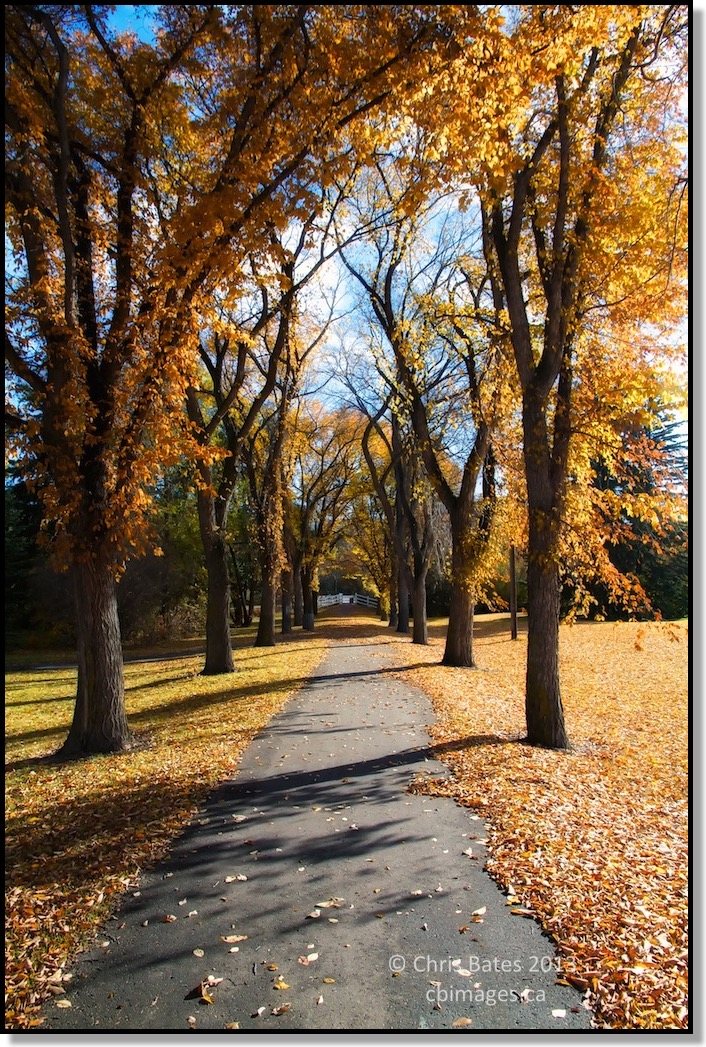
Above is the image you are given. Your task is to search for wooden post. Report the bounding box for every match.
[509,544,518,640]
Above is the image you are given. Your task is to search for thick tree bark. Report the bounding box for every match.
[196,484,234,674]
[388,563,398,628]
[525,551,568,748]
[293,560,304,627]
[411,570,428,645]
[281,567,293,634]
[59,559,130,755]
[202,526,235,674]
[522,396,569,749]
[443,515,476,667]
[302,566,315,630]
[396,562,410,634]
[443,582,474,667]
[255,563,277,646]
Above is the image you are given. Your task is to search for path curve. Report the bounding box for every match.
[43,620,592,1032]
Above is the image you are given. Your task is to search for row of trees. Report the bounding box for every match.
[5,6,687,755]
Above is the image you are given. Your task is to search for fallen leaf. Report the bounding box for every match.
[472,906,487,916]
[552,1009,567,1018]
[221,935,248,943]
[224,1021,240,1029]
[193,948,205,958]
[307,909,321,919]
[55,1000,72,1009]
[187,1015,197,1028]
[452,1017,472,1027]
[273,979,290,990]
[252,1007,266,1018]
[162,915,178,923]
[323,978,336,984]
[271,1004,290,1016]
[316,995,324,1005]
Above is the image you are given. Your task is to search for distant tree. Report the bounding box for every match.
[338,160,516,666]
[290,404,362,629]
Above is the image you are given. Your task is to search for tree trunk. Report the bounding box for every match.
[411,569,428,645]
[443,584,474,667]
[396,561,410,634]
[197,486,234,675]
[203,529,235,673]
[521,387,570,749]
[281,567,293,634]
[255,564,277,647]
[293,561,304,627]
[443,518,475,667]
[388,565,398,628]
[302,566,315,630]
[59,559,130,756]
[524,551,568,748]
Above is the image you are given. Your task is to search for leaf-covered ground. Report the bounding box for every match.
[5,612,688,1031]
[389,615,688,1030]
[5,629,329,1030]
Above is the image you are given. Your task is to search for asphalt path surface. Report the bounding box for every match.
[43,620,592,1033]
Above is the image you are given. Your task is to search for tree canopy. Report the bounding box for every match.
[5,5,688,754]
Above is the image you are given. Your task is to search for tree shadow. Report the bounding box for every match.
[6,730,516,897]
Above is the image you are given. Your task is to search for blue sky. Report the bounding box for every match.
[107,5,158,41]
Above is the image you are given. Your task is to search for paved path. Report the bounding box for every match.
[44,629,592,1032]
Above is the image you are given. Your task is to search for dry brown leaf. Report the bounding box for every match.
[395,617,688,1030]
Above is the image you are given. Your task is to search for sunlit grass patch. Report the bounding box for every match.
[392,614,688,1031]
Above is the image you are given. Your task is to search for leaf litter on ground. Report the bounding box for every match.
[391,615,688,1031]
[5,628,328,1029]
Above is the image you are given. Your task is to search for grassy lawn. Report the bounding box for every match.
[5,611,688,1031]
[5,624,330,1029]
[389,614,689,1031]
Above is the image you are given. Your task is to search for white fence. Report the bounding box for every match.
[318,592,379,609]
